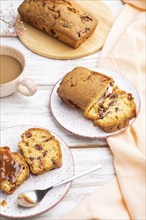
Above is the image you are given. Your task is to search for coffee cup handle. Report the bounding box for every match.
[17,77,37,96]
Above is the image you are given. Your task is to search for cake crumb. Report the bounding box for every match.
[0,200,7,206]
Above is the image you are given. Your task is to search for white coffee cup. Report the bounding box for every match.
[0,45,37,98]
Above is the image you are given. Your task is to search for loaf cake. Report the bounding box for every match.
[57,67,136,133]
[57,67,113,110]
[0,146,29,194]
[88,87,136,132]
[18,128,62,175]
[18,0,98,48]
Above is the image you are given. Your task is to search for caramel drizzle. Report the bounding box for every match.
[0,148,23,184]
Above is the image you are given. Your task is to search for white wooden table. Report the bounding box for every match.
[0,1,123,219]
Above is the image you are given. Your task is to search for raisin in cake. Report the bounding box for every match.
[87,87,136,132]
[0,146,29,194]
[18,0,98,48]
[57,67,113,110]
[18,128,62,175]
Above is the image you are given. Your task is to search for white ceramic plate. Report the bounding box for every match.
[0,125,74,219]
[50,67,141,139]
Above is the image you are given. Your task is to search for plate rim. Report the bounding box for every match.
[0,125,75,219]
[50,67,141,139]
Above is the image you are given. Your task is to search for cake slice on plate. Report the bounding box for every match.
[18,128,62,175]
[0,146,30,194]
[88,87,136,132]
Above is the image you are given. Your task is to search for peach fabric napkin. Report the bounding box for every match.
[64,1,146,219]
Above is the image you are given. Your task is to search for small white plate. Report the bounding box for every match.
[50,67,141,139]
[0,125,74,219]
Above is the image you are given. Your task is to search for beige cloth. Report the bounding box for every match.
[64,1,146,219]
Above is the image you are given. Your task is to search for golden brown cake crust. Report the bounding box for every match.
[0,146,30,194]
[57,67,113,110]
[18,0,98,48]
[18,128,62,175]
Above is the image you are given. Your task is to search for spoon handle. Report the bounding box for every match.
[53,164,102,189]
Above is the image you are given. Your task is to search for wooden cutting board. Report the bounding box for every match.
[15,0,115,60]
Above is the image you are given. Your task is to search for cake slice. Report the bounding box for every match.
[57,67,113,110]
[89,87,136,132]
[0,146,29,194]
[18,128,62,175]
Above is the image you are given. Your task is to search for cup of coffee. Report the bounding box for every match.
[0,45,37,98]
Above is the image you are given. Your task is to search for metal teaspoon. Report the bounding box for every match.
[17,164,102,208]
